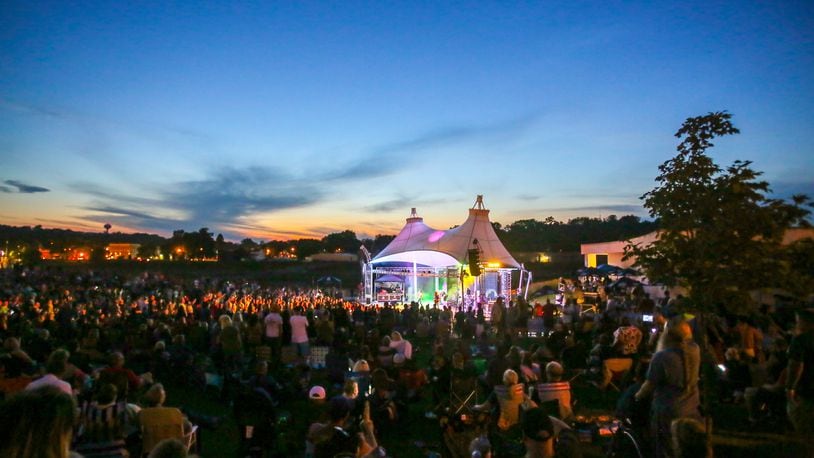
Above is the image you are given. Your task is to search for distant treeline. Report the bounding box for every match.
[494,215,657,253]
[1,214,656,261]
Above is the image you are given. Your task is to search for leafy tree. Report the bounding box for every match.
[293,239,322,259]
[185,227,216,258]
[21,244,42,265]
[322,230,360,253]
[626,111,812,314]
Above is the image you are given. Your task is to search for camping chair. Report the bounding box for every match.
[535,381,573,421]
[74,401,131,458]
[139,407,197,456]
[98,370,131,402]
[602,358,633,392]
[234,387,277,457]
[450,374,479,416]
[309,346,329,369]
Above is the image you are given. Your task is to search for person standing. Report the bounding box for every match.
[264,305,284,366]
[542,299,557,333]
[635,316,701,458]
[786,309,814,438]
[290,307,311,362]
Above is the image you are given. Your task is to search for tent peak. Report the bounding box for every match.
[407,207,423,222]
[472,195,487,210]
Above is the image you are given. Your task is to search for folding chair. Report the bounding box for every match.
[603,358,633,392]
[450,375,478,416]
[139,407,197,456]
[309,346,329,369]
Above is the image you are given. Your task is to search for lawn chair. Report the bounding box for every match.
[234,387,277,457]
[450,373,479,416]
[139,407,198,456]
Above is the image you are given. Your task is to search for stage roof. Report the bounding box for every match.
[371,196,521,269]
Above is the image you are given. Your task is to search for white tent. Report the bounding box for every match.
[363,196,529,305]
[372,197,521,268]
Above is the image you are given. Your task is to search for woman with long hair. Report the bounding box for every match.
[635,316,702,458]
[0,386,77,458]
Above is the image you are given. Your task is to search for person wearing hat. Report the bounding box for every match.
[309,385,327,403]
[304,386,329,458]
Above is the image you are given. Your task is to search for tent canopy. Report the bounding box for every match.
[371,197,521,269]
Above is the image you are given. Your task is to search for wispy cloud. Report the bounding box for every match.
[165,166,321,224]
[363,197,414,213]
[0,98,63,119]
[3,180,50,193]
[361,196,447,213]
[324,112,542,182]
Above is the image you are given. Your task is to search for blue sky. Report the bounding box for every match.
[1,1,813,240]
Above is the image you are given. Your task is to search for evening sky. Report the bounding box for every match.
[2,1,812,240]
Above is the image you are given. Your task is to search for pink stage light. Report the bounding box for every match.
[428,231,445,242]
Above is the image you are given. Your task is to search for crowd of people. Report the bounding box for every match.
[0,264,811,458]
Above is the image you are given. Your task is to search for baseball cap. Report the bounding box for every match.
[308,385,326,400]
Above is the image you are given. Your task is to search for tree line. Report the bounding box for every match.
[1,214,657,264]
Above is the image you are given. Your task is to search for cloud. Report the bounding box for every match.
[516,194,541,201]
[63,112,542,238]
[363,197,413,213]
[166,166,321,224]
[361,195,449,213]
[84,205,170,223]
[73,166,325,237]
[324,112,542,182]
[0,98,63,119]
[3,180,50,193]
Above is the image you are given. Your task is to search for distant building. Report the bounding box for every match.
[65,247,91,261]
[39,249,64,260]
[106,243,140,260]
[513,252,554,263]
[581,228,814,268]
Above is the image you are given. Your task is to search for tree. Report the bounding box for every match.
[322,230,360,253]
[104,223,111,234]
[626,111,812,314]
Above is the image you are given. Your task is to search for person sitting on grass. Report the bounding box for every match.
[475,369,535,432]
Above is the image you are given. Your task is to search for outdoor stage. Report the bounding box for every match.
[361,196,531,308]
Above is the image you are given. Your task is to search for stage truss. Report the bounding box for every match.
[362,262,531,307]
